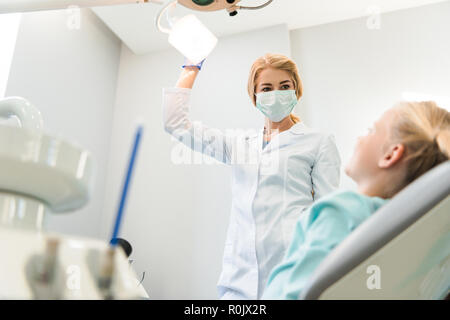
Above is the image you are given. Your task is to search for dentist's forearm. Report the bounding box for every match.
[176,67,199,89]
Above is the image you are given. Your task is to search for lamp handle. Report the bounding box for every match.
[156,0,178,34]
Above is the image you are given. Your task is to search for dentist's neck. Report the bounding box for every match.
[265,116,295,135]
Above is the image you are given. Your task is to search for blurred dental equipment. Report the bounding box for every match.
[110,125,143,247]
[110,237,149,298]
[0,97,148,299]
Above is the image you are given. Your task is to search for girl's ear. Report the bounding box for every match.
[378,143,405,168]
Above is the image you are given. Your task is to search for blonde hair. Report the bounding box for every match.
[248,53,303,123]
[391,101,450,193]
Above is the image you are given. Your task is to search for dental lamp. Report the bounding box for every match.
[177,0,274,17]
[154,1,274,63]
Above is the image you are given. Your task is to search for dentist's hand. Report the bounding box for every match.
[183,58,205,70]
[176,59,205,89]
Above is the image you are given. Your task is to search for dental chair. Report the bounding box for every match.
[300,161,450,300]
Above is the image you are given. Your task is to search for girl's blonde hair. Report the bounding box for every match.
[391,101,450,194]
[248,53,303,123]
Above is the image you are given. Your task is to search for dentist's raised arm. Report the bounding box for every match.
[162,61,233,164]
[176,65,199,89]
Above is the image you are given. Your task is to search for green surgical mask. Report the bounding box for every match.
[255,90,298,122]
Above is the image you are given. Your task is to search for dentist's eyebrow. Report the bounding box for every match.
[279,80,292,84]
[260,83,273,87]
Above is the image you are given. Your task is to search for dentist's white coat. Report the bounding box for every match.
[162,87,341,299]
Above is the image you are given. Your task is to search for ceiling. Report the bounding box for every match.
[92,0,447,55]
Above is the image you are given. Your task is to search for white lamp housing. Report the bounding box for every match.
[167,14,218,65]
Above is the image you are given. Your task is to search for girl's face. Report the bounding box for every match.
[345,109,398,183]
[255,67,294,94]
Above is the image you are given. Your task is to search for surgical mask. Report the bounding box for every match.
[255,90,298,122]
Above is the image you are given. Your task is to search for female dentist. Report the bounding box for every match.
[162,53,341,299]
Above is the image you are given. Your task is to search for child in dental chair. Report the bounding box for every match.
[262,101,450,300]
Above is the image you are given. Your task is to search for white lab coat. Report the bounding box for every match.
[162,87,341,299]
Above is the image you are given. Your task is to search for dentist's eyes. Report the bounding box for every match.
[260,84,291,92]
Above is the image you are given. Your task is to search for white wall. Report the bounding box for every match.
[5,8,121,238]
[102,24,291,299]
[0,13,21,99]
[290,1,450,190]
